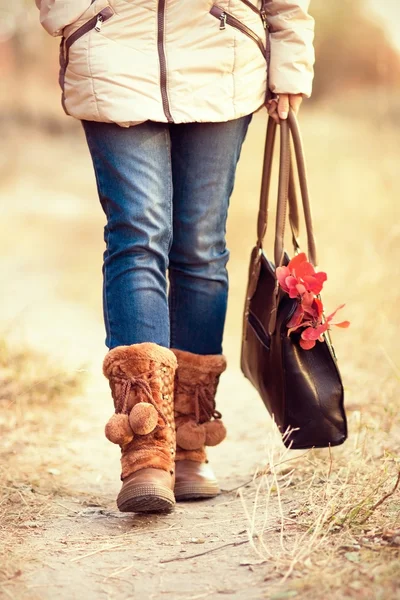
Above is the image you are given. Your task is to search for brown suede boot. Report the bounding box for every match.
[171,349,227,500]
[103,343,177,513]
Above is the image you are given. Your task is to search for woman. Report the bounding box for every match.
[36,0,314,514]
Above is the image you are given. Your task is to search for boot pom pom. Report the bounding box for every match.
[176,421,206,450]
[204,419,226,446]
[129,402,159,435]
[105,414,134,445]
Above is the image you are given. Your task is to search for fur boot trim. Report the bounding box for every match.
[175,447,207,462]
[104,342,177,379]
[172,349,226,463]
[103,343,177,479]
[171,349,226,376]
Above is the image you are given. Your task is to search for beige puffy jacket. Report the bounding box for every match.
[35,0,314,127]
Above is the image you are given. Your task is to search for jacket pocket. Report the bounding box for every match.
[64,6,114,61]
[210,5,266,59]
[59,5,114,113]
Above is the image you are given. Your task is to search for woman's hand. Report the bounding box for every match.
[267,93,303,123]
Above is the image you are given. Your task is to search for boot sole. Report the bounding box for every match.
[174,482,220,501]
[117,483,175,513]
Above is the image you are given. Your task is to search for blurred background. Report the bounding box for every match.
[0,0,399,390]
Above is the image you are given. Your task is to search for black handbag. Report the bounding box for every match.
[240,110,347,449]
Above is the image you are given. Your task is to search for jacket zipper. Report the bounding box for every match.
[157,0,173,123]
[64,7,114,57]
[210,5,266,59]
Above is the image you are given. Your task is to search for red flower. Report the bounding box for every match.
[278,252,349,350]
[287,294,323,335]
[299,304,350,350]
[277,252,327,299]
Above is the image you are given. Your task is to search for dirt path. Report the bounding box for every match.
[11,364,285,600]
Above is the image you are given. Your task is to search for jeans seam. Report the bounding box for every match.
[103,213,112,348]
[169,274,177,348]
[83,124,112,347]
[164,127,173,257]
[165,127,174,348]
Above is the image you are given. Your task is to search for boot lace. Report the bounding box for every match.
[175,377,222,424]
[114,368,169,427]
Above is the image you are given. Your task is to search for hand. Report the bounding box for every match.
[267,93,303,124]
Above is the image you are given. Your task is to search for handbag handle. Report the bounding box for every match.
[256,109,318,268]
[257,121,300,258]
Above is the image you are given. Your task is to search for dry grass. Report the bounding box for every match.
[0,338,85,585]
[239,407,400,599]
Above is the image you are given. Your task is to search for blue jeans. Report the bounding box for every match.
[82,116,252,354]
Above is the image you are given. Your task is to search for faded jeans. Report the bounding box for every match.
[82,116,252,354]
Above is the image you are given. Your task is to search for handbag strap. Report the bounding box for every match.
[256,110,318,268]
[257,116,300,258]
[259,2,302,261]
[286,110,318,267]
